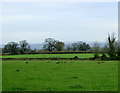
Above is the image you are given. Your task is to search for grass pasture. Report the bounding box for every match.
[1,53,94,59]
[2,60,118,91]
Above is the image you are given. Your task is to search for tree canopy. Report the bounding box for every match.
[43,38,64,51]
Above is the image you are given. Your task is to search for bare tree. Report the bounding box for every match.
[107,33,117,57]
[43,38,64,52]
[19,40,31,54]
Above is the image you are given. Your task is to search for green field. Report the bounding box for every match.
[1,54,95,59]
[2,60,118,91]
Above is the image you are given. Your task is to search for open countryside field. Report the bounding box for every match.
[1,53,95,59]
[2,60,118,91]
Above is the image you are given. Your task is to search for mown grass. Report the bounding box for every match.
[2,60,118,91]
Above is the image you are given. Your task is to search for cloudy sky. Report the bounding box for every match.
[2,2,118,44]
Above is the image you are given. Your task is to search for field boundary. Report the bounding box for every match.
[1,51,95,55]
[1,58,91,60]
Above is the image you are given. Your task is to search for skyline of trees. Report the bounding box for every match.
[1,34,120,59]
[2,40,31,54]
[65,41,90,51]
[2,38,92,54]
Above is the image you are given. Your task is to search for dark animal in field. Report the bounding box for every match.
[16,70,20,72]
[26,62,28,64]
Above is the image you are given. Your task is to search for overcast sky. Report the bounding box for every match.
[2,2,118,44]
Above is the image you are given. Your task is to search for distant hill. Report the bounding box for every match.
[29,43,44,50]
[0,43,44,50]
[29,42,106,50]
[88,42,106,47]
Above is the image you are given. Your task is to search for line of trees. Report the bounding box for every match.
[42,38,91,52]
[2,38,91,54]
[65,41,90,51]
[92,33,120,59]
[2,34,120,59]
[3,40,31,54]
